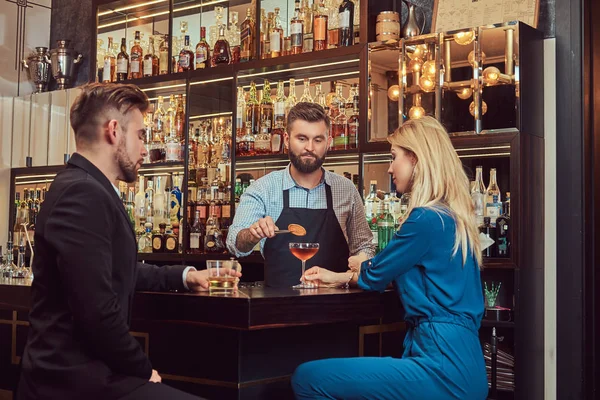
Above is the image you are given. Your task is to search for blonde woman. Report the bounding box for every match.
[291,116,488,400]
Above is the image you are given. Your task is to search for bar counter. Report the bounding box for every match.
[0,278,405,399]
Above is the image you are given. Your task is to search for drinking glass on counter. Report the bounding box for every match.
[207,259,241,295]
[289,242,319,289]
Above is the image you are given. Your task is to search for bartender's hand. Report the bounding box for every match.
[302,267,351,287]
[185,269,242,292]
[249,216,279,239]
[150,369,162,383]
[348,252,369,272]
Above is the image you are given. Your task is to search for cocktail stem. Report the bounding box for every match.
[301,260,306,281]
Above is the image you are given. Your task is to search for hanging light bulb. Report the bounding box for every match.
[409,105,425,119]
[454,30,475,45]
[421,60,436,77]
[483,66,501,85]
[456,87,473,100]
[418,75,435,92]
[408,57,423,73]
[468,50,486,67]
[469,100,488,117]
[387,85,400,101]
[408,44,428,60]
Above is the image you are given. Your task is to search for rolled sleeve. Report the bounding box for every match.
[347,189,376,258]
[226,183,269,258]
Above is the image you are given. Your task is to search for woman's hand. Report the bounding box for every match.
[348,252,369,272]
[302,267,351,288]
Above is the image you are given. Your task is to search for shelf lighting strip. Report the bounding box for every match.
[237,59,360,80]
[189,111,233,120]
[458,152,511,159]
[243,71,359,90]
[455,145,511,152]
[98,0,167,17]
[98,0,228,29]
[15,173,57,181]
[141,83,186,92]
[190,77,234,86]
[15,180,55,186]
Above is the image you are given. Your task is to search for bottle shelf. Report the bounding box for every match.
[482,258,516,269]
[481,320,515,328]
[137,251,264,264]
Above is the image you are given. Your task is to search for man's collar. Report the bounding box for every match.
[283,164,328,190]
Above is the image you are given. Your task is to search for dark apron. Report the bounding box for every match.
[263,184,350,288]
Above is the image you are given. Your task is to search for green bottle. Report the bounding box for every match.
[377,203,395,253]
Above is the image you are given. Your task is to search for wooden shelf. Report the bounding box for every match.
[483,258,517,269]
[481,320,515,328]
[138,252,264,264]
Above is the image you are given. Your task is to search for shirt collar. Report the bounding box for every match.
[111,182,120,196]
[283,163,329,191]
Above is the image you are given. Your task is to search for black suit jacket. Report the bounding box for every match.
[18,153,187,400]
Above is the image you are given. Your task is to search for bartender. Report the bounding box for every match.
[226,102,375,287]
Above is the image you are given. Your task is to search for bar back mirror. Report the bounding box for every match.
[368,42,400,143]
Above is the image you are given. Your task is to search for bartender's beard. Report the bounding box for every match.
[115,134,139,183]
[289,148,326,173]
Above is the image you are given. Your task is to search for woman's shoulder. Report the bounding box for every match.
[406,207,454,233]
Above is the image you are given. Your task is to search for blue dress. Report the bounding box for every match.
[292,207,489,400]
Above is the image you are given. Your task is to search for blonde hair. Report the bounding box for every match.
[389,116,482,267]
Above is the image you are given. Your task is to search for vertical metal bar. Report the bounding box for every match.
[399,39,406,124]
[434,37,442,120]
[505,27,515,76]
[473,28,483,134]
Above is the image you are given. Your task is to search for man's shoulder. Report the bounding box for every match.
[325,171,358,192]
[251,169,285,189]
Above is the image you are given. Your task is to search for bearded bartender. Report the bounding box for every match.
[226,102,375,288]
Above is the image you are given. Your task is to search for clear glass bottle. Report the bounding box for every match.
[189,209,204,254]
[299,78,313,103]
[143,36,159,77]
[240,8,255,62]
[102,37,116,83]
[347,94,359,148]
[271,119,285,154]
[260,80,274,132]
[159,35,169,74]
[269,7,284,58]
[274,80,287,127]
[129,31,143,79]
[313,0,328,51]
[327,0,339,49]
[260,9,269,59]
[246,81,261,135]
[116,38,129,82]
[134,176,146,230]
[332,101,348,150]
[314,81,327,109]
[290,0,304,55]
[255,121,272,155]
[471,166,486,227]
[195,27,211,69]
[145,180,155,229]
[285,78,298,119]
[300,0,314,52]
[486,168,502,226]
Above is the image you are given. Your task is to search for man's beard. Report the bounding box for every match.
[289,148,326,173]
[115,135,139,183]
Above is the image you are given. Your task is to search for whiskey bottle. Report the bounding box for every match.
[129,31,143,79]
[486,168,502,226]
[213,24,231,65]
[290,0,304,55]
[300,0,314,52]
[152,224,165,253]
[164,225,179,253]
[102,37,116,83]
[347,94,359,148]
[326,81,337,107]
[116,38,129,82]
[159,35,169,74]
[332,98,349,150]
[174,95,185,142]
[195,27,211,69]
[313,1,328,51]
[327,0,339,49]
[229,11,241,64]
[270,7,284,58]
[274,80,287,127]
[246,81,260,135]
[285,78,298,119]
[196,188,210,226]
[338,0,355,47]
[189,209,204,254]
[471,166,486,227]
[239,126,256,156]
[299,78,313,103]
[236,86,246,142]
[204,214,225,253]
[143,36,159,77]
[255,121,272,155]
[271,119,285,154]
[260,9,269,59]
[178,35,194,72]
[240,8,255,62]
[260,80,274,132]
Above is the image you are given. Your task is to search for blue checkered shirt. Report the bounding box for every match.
[226,165,375,259]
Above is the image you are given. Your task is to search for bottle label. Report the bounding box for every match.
[179,54,190,68]
[166,142,180,161]
[291,23,303,46]
[190,233,200,249]
[196,205,207,219]
[130,59,140,73]
[117,58,128,74]
[274,102,285,117]
[222,205,231,218]
[152,237,162,250]
[159,52,168,71]
[271,134,281,153]
[339,10,351,29]
[270,32,281,52]
[333,135,349,147]
[196,48,208,67]
[486,203,501,224]
[371,230,378,245]
[314,18,327,41]
[206,240,215,249]
[166,237,176,251]
[102,60,111,82]
[143,58,153,75]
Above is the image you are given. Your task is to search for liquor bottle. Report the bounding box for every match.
[327,0,339,49]
[346,83,358,115]
[152,224,165,253]
[266,12,274,57]
[479,217,496,257]
[153,176,167,227]
[260,9,269,59]
[213,24,232,65]
[129,31,143,79]
[159,35,169,74]
[178,35,194,72]
[270,7,284,58]
[175,95,185,142]
[271,119,285,154]
[153,96,166,146]
[274,81,287,127]
[347,94,359,148]
[204,214,225,253]
[260,80,274,132]
[138,223,153,253]
[255,121,272,155]
[300,0,314,52]
[102,37,116,83]
[377,202,395,253]
[116,38,129,82]
[332,101,348,150]
[246,81,261,135]
[290,0,304,55]
[228,11,241,64]
[313,1,328,51]
[165,94,176,139]
[195,27,211,69]
[486,168,502,226]
[164,225,179,253]
[240,126,256,156]
[365,180,380,246]
[143,36,159,77]
[338,0,355,47]
[285,78,298,119]
[299,78,313,103]
[134,176,146,230]
[471,166,486,226]
[170,174,183,226]
[196,188,210,226]
[496,192,510,257]
[145,180,155,229]
[189,209,204,254]
[240,8,255,62]
[326,81,337,107]
[329,84,345,120]
[234,179,243,202]
[314,81,327,109]
[236,86,246,149]
[221,186,232,232]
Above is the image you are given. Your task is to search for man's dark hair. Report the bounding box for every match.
[286,102,330,134]
[70,83,149,144]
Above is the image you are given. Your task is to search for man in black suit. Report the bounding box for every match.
[16,83,237,400]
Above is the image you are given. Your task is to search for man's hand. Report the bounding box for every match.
[185,268,242,292]
[149,369,162,383]
[249,216,279,240]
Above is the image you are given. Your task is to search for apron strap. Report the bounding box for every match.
[283,189,290,209]
[325,184,333,211]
